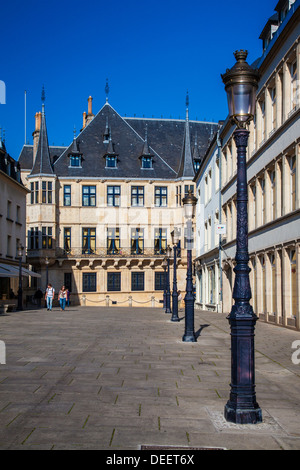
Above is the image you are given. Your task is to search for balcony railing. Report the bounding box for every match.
[55,247,172,259]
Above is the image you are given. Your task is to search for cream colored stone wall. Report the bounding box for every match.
[22,172,195,306]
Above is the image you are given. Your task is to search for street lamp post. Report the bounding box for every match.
[182,190,197,342]
[171,228,180,322]
[165,246,172,313]
[17,244,24,311]
[222,50,262,424]
[162,258,167,309]
[45,257,49,289]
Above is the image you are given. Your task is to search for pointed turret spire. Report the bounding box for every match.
[30,87,54,176]
[103,116,110,142]
[140,125,152,157]
[177,91,195,178]
[71,126,80,154]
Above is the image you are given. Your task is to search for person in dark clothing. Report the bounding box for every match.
[34,289,43,308]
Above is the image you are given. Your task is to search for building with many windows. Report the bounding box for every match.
[0,133,31,308]
[195,0,300,329]
[19,92,217,306]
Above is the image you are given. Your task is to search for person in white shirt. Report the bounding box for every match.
[45,284,55,311]
[58,285,67,311]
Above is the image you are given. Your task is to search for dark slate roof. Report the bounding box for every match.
[125,115,218,178]
[54,103,179,179]
[0,143,23,184]
[30,106,55,176]
[20,101,218,180]
[18,145,66,170]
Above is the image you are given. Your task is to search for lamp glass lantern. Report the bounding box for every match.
[182,190,197,220]
[221,50,259,127]
[18,244,24,258]
[171,228,180,245]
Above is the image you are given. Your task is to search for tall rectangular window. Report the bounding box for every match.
[154,228,167,255]
[42,181,52,204]
[30,182,34,204]
[155,272,165,291]
[82,228,96,254]
[132,272,144,291]
[291,60,297,110]
[131,186,144,206]
[131,228,144,254]
[155,187,168,207]
[64,185,71,206]
[176,186,182,206]
[107,186,121,207]
[64,228,71,253]
[290,155,296,211]
[83,273,96,292]
[107,228,120,254]
[35,182,39,203]
[42,227,53,249]
[82,186,96,206]
[107,272,121,291]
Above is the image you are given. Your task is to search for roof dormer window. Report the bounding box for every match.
[142,156,153,169]
[106,155,117,168]
[69,155,82,167]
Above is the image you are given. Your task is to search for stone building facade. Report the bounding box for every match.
[19,93,217,307]
[195,0,300,329]
[0,134,29,305]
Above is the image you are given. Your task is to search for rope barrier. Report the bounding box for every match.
[81,296,162,305]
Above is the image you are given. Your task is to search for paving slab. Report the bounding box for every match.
[0,306,300,450]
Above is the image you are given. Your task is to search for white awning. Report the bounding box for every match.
[0,263,41,278]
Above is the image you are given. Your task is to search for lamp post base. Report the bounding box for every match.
[182,333,197,342]
[224,403,262,425]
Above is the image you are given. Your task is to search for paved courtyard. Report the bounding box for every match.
[0,305,300,450]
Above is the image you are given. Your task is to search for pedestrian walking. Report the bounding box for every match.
[45,284,55,311]
[58,286,67,311]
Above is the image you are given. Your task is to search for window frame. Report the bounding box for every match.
[82,185,96,207]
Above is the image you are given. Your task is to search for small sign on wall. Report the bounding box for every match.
[216,224,226,235]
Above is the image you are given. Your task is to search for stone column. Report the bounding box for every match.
[275,248,282,326]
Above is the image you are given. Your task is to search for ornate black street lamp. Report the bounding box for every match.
[182,190,197,342]
[17,244,24,311]
[171,228,180,322]
[162,258,167,309]
[165,245,172,313]
[222,50,262,424]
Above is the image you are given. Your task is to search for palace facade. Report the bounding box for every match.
[19,93,218,307]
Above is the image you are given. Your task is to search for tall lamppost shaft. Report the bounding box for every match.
[171,243,179,322]
[224,129,262,424]
[165,254,171,313]
[221,50,262,424]
[17,248,23,311]
[182,219,196,342]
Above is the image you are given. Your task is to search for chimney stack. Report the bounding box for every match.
[32,111,42,158]
[86,96,94,125]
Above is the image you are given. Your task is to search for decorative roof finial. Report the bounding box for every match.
[185,90,189,121]
[41,85,45,103]
[105,79,109,102]
[41,85,46,114]
[186,90,189,109]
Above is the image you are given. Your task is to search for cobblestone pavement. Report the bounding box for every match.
[0,305,300,450]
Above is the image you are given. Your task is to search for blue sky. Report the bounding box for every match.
[0,0,277,159]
